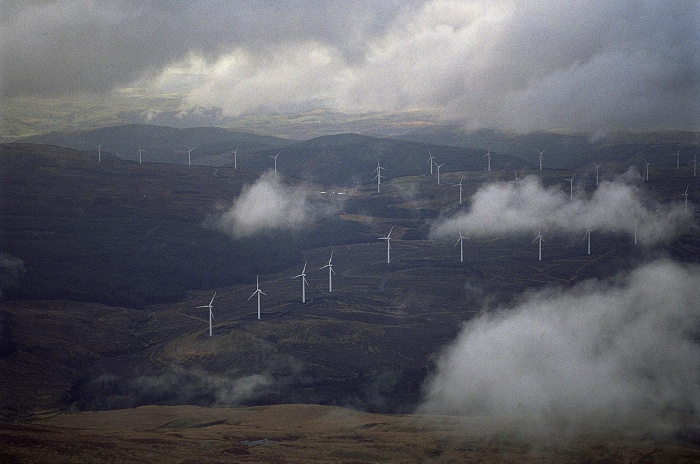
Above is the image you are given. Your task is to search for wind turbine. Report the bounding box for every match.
[583,228,591,255]
[593,163,601,186]
[379,227,393,263]
[233,146,239,170]
[513,171,522,200]
[565,174,576,200]
[248,275,267,320]
[137,144,144,165]
[692,155,697,177]
[187,147,196,166]
[673,150,681,170]
[373,160,385,193]
[270,152,280,174]
[427,151,436,175]
[644,158,651,181]
[319,252,336,292]
[680,185,689,212]
[537,149,545,171]
[436,163,445,184]
[96,144,103,162]
[484,149,492,172]
[454,229,467,262]
[196,292,216,337]
[292,261,309,303]
[532,228,544,261]
[453,177,464,205]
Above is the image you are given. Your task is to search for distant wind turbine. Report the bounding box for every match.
[427,151,436,175]
[292,261,309,303]
[187,147,196,166]
[484,149,492,172]
[680,185,689,212]
[137,144,144,165]
[96,144,103,162]
[532,228,544,261]
[673,150,681,170]
[537,149,545,171]
[644,158,651,181]
[319,252,336,292]
[454,229,467,262]
[233,146,239,170]
[453,177,464,205]
[634,222,638,245]
[379,227,393,263]
[196,292,216,337]
[565,174,576,200]
[248,275,267,320]
[593,163,601,186]
[583,228,591,255]
[270,152,280,174]
[373,160,385,193]
[692,155,697,178]
[436,163,445,185]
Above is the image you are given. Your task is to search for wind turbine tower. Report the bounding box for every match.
[565,174,576,200]
[96,144,103,162]
[692,155,697,177]
[379,227,393,263]
[455,229,467,262]
[187,148,196,166]
[644,158,651,181]
[233,146,239,170]
[248,275,267,320]
[673,150,681,170]
[594,163,601,186]
[373,161,385,193]
[453,177,464,205]
[270,152,280,174]
[137,145,144,165]
[681,185,689,212]
[583,228,591,255]
[484,150,492,172]
[537,149,545,171]
[319,252,336,292]
[292,261,309,303]
[533,228,544,261]
[436,163,444,184]
[427,151,436,175]
[196,292,216,337]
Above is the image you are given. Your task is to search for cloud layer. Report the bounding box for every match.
[2,1,698,132]
[430,173,691,244]
[209,172,340,238]
[420,259,700,440]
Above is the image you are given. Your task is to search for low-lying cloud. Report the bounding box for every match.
[419,259,700,440]
[208,172,341,238]
[431,174,691,244]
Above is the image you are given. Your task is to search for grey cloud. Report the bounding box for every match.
[430,174,692,245]
[419,259,700,440]
[207,171,342,239]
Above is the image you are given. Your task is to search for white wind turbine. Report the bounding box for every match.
[644,158,651,181]
[436,163,445,184]
[233,146,239,170]
[453,177,464,205]
[454,229,467,262]
[692,155,697,177]
[484,149,492,172]
[196,292,216,337]
[583,228,591,255]
[373,160,385,193]
[270,152,280,174]
[187,147,196,166]
[680,185,689,212]
[319,252,336,292]
[137,144,145,165]
[96,143,103,162]
[537,149,545,171]
[593,163,601,186]
[673,150,681,170]
[427,151,436,175]
[292,261,309,303]
[248,275,267,320]
[532,227,544,261]
[565,174,576,200]
[379,227,393,263]
[513,171,522,200]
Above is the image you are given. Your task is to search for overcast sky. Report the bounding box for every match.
[2,0,698,132]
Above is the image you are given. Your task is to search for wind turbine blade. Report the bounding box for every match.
[248,291,257,301]
[260,291,267,296]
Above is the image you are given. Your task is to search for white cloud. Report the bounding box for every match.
[420,259,700,440]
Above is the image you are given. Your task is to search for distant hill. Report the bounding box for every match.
[22,124,292,166]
